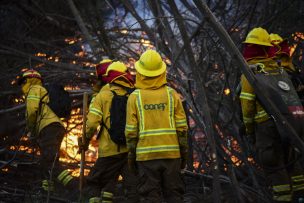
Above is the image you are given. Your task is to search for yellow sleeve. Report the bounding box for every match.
[88,94,97,110]
[173,90,188,150]
[173,91,188,132]
[86,92,103,140]
[26,87,43,134]
[239,75,256,134]
[125,93,139,152]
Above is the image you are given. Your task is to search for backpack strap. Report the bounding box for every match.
[31,89,48,137]
[111,83,134,95]
[97,120,109,140]
[96,90,117,140]
[38,92,48,116]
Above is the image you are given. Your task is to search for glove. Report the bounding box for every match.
[78,137,89,153]
[180,147,188,170]
[128,152,137,175]
[181,158,187,170]
[177,131,188,169]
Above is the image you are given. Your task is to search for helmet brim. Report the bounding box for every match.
[243,40,273,47]
[135,60,166,77]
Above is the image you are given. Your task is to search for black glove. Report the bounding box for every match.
[128,152,137,175]
[181,159,187,170]
[78,137,89,153]
[180,147,188,170]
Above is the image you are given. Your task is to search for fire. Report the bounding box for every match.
[1,168,8,172]
[75,51,85,57]
[65,38,78,44]
[71,168,90,177]
[164,58,172,65]
[193,161,199,169]
[230,28,239,32]
[35,52,47,57]
[120,29,128,34]
[224,88,230,95]
[290,32,304,56]
[14,97,24,104]
[231,155,241,166]
[64,85,80,91]
[59,108,98,177]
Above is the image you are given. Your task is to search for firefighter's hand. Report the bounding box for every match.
[128,152,137,175]
[78,137,89,153]
[180,148,188,170]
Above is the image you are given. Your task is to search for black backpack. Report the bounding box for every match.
[41,84,72,119]
[101,88,134,145]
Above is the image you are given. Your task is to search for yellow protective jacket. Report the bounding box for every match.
[125,72,188,161]
[22,78,63,136]
[86,79,132,157]
[240,58,279,134]
[89,84,110,110]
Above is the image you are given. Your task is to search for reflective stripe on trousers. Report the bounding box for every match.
[273,184,292,202]
[292,175,304,192]
[89,191,113,203]
[57,169,73,186]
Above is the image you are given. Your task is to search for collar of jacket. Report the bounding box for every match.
[135,72,167,90]
[247,58,280,71]
[110,77,134,88]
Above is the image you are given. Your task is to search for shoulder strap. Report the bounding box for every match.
[112,83,134,95]
[38,92,48,116]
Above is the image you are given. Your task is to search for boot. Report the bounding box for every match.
[272,184,292,203]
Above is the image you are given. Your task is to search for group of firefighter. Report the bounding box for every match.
[17,26,304,203]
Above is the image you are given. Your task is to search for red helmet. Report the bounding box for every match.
[95,59,112,81]
[18,69,42,85]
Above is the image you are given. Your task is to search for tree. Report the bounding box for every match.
[1,0,304,202]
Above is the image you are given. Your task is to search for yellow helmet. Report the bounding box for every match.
[270,33,283,45]
[99,59,113,64]
[18,69,42,85]
[243,27,273,46]
[135,50,166,77]
[104,61,127,76]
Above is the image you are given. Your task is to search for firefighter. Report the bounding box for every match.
[92,59,113,96]
[240,27,304,202]
[18,69,74,193]
[89,59,113,110]
[268,33,295,73]
[78,61,137,203]
[125,49,188,203]
[268,33,304,105]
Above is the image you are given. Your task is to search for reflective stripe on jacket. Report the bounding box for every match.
[86,84,129,157]
[240,75,270,134]
[125,85,188,161]
[89,84,110,110]
[25,84,63,135]
[239,59,276,134]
